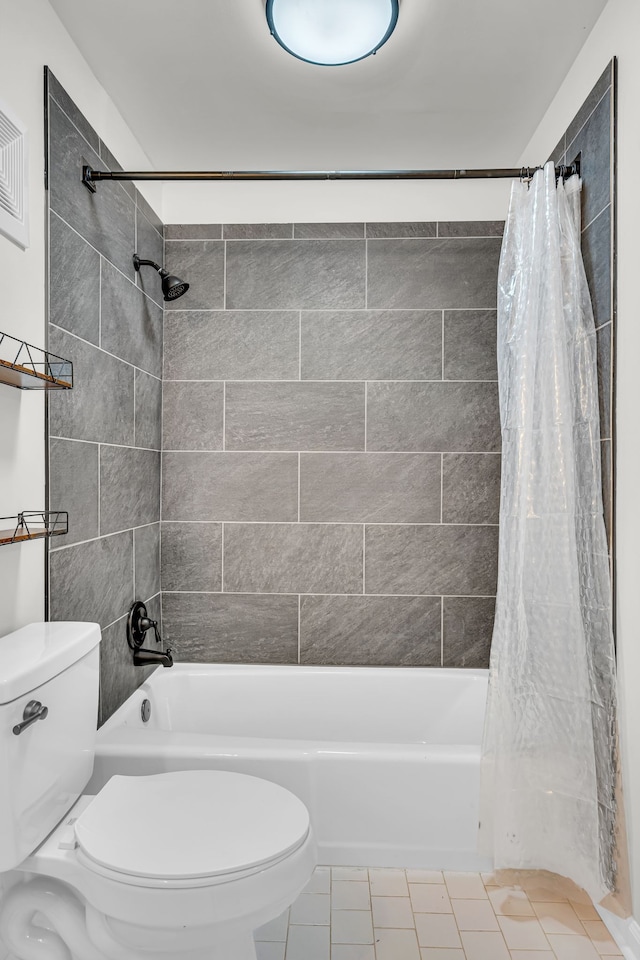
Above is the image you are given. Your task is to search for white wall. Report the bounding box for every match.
[161,177,512,225]
[521,0,640,921]
[0,0,160,640]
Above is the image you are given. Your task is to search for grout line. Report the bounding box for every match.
[49,324,163,381]
[97,445,101,535]
[566,84,612,158]
[440,595,444,667]
[297,595,301,664]
[156,521,499,527]
[50,521,160,554]
[50,436,161,453]
[49,211,164,312]
[364,381,368,451]
[223,239,227,309]
[157,378,499,384]
[582,202,610,235]
[220,523,225,592]
[297,453,301,522]
[298,311,302,381]
[440,453,444,524]
[132,527,136,598]
[133,369,137,446]
[164,306,498,314]
[441,309,445,380]
[160,590,497,599]
[161,449,500,456]
[364,237,368,309]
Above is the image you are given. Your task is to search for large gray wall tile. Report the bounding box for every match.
[442,454,501,524]
[162,381,224,450]
[226,239,366,309]
[300,595,441,666]
[597,322,612,441]
[367,382,500,452]
[49,213,100,344]
[162,452,298,521]
[49,532,133,628]
[134,523,160,602]
[161,523,222,592]
[300,453,441,523]
[224,224,292,239]
[295,223,364,238]
[224,523,363,595]
[164,240,224,310]
[442,597,495,667]
[135,209,164,304]
[565,62,612,148]
[164,224,222,240]
[134,370,162,450]
[163,311,299,381]
[438,222,504,238]
[162,592,298,663]
[443,310,498,381]
[365,524,499,596]
[136,192,162,236]
[47,70,100,153]
[99,612,154,725]
[366,223,436,238]
[49,438,99,546]
[48,326,134,445]
[100,447,160,534]
[101,260,163,377]
[582,205,611,329]
[567,91,611,227]
[367,238,501,309]
[226,382,365,450]
[48,101,135,279]
[301,310,442,381]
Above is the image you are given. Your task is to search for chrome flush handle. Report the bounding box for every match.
[13,700,49,736]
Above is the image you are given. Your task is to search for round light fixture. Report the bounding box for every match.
[266,0,399,66]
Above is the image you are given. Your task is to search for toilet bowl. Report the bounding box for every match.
[0,623,316,960]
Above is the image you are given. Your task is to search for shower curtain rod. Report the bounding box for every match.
[81,161,580,192]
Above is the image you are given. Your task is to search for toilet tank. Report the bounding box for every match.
[0,622,101,871]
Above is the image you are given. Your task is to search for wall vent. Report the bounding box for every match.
[0,97,28,250]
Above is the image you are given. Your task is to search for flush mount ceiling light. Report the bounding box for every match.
[266,0,399,66]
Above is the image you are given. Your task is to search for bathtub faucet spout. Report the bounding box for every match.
[133,646,174,668]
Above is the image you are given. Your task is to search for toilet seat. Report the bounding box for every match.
[73,770,310,888]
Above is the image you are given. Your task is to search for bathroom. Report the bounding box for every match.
[0,0,638,957]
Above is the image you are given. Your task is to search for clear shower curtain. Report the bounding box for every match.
[479,162,618,902]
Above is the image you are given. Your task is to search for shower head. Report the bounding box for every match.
[133,253,189,302]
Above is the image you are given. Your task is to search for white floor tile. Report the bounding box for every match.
[330,946,375,960]
[369,868,409,897]
[581,920,623,955]
[450,898,500,931]
[570,900,600,921]
[497,914,550,950]
[373,927,421,960]
[255,910,290,942]
[487,886,535,917]
[331,910,374,944]
[371,896,415,928]
[332,866,369,882]
[289,893,331,926]
[508,952,555,960]
[331,880,371,910]
[256,943,286,960]
[286,925,330,960]
[459,930,511,960]
[304,867,332,895]
[414,913,461,949]
[409,883,452,914]
[443,872,487,900]
[533,901,586,935]
[406,870,444,884]
[545,934,602,960]
[420,950,465,960]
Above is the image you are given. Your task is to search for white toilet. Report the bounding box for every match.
[0,622,316,960]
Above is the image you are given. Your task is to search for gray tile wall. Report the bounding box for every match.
[45,71,163,724]
[552,62,615,556]
[161,222,504,668]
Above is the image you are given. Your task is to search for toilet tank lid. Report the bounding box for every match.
[0,622,101,704]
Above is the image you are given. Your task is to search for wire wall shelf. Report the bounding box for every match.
[0,511,68,546]
[0,331,73,389]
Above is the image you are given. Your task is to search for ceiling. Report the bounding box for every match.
[49,0,608,170]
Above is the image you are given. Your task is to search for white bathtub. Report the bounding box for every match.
[90,664,490,871]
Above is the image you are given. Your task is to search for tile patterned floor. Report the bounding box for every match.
[254,868,622,960]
